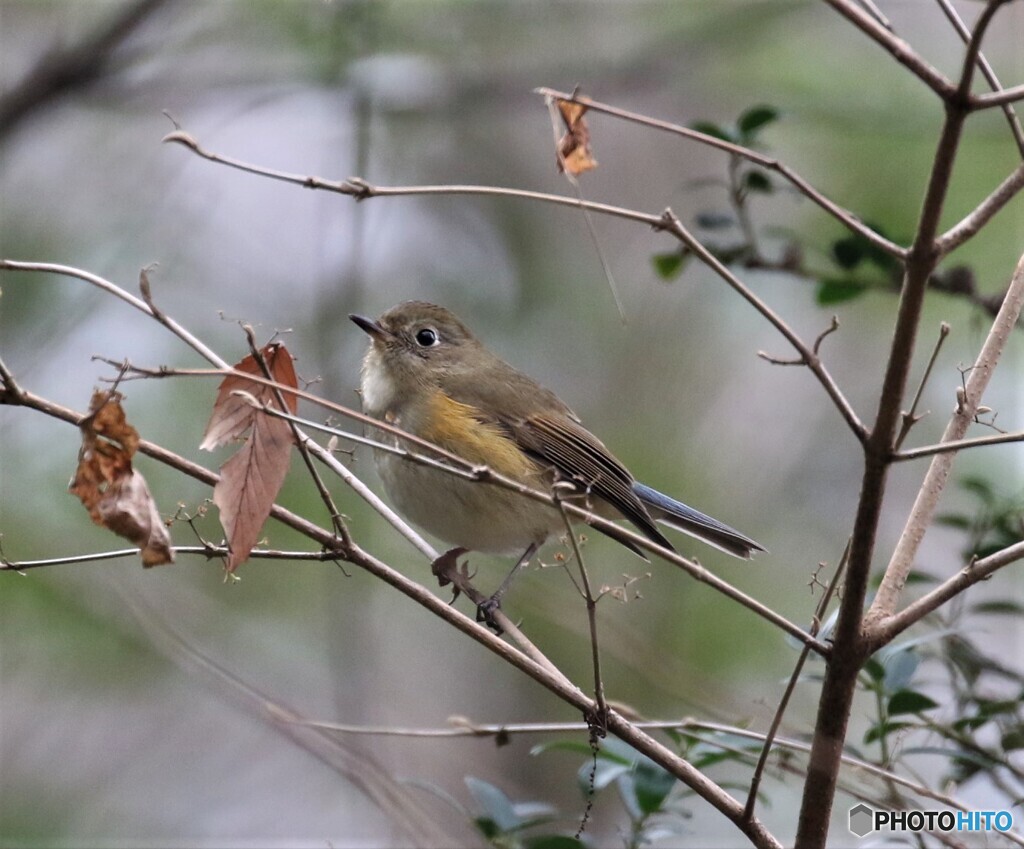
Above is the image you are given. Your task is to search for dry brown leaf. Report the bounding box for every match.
[213,411,293,572]
[70,391,173,567]
[97,470,174,567]
[201,342,298,450]
[556,99,597,176]
[203,343,298,572]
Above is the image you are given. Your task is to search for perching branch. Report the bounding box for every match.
[101,359,831,656]
[162,125,868,442]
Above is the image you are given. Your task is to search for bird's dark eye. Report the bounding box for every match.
[415,327,439,347]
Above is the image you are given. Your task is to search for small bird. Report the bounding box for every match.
[351,302,763,622]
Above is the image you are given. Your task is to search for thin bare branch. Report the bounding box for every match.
[162,129,666,229]
[555,494,608,723]
[872,540,1024,648]
[657,210,868,442]
[126,369,831,656]
[0,545,346,572]
[299,712,1024,844]
[821,0,957,99]
[933,0,1024,156]
[952,0,1012,104]
[936,161,1024,255]
[895,428,1024,461]
[160,128,869,444]
[866,249,1024,627]
[744,544,847,823]
[972,82,1024,110]
[0,260,229,368]
[894,321,950,451]
[533,87,906,260]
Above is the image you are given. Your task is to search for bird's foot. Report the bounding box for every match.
[475,596,504,635]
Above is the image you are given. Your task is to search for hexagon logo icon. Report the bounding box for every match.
[849,803,875,837]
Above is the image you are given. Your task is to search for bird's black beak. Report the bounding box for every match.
[349,313,390,340]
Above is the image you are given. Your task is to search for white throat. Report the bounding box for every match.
[359,347,398,416]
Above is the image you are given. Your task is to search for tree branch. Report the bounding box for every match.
[822,0,957,99]
[935,161,1024,255]
[866,249,1024,627]
[972,81,1024,110]
[162,126,870,444]
[895,428,1024,461]
[656,211,869,442]
[933,0,1024,156]
[870,539,1024,648]
[532,87,906,260]
[794,8,995,841]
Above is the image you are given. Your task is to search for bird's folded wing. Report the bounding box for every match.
[509,413,673,551]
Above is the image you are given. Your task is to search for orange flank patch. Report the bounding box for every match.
[421,391,535,480]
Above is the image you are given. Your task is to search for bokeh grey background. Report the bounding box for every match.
[1,1,1022,846]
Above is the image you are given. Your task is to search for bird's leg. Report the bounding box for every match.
[476,541,539,632]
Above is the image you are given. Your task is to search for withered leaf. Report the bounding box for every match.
[70,391,173,567]
[201,342,299,450]
[97,470,174,567]
[203,343,298,572]
[556,99,598,176]
[213,411,293,573]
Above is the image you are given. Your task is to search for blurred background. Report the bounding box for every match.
[1,1,1023,846]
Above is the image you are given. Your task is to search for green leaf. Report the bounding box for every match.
[465,777,522,833]
[832,237,865,269]
[864,719,915,745]
[960,476,996,504]
[695,211,736,230]
[975,697,1021,718]
[744,170,772,193]
[953,715,990,732]
[652,251,686,280]
[525,836,587,849]
[817,277,866,305]
[888,689,940,715]
[903,570,938,585]
[972,600,1024,616]
[633,760,677,815]
[1002,729,1024,751]
[863,657,886,682]
[690,120,736,143]
[738,105,779,139]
